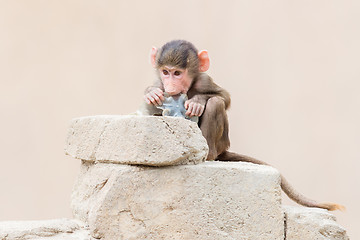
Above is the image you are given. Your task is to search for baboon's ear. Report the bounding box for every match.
[150,47,157,68]
[198,50,210,72]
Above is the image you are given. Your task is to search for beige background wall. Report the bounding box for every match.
[0,0,359,238]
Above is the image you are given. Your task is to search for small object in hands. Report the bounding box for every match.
[156,93,199,123]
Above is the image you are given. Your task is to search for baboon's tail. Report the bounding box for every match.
[216,151,345,211]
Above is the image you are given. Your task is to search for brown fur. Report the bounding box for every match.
[155,40,200,77]
[144,40,344,211]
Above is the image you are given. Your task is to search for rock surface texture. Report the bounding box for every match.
[0,219,92,240]
[284,206,349,240]
[0,115,349,239]
[65,115,209,166]
[72,161,284,240]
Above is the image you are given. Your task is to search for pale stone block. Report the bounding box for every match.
[65,115,208,166]
[71,161,284,240]
[0,218,92,240]
[284,206,349,240]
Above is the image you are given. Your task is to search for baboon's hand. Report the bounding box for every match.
[144,88,164,106]
[185,100,205,117]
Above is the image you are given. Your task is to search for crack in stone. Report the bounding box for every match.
[94,179,108,192]
[119,209,146,229]
[160,118,176,134]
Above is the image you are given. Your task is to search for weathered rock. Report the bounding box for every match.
[65,115,208,166]
[0,218,92,240]
[71,161,284,240]
[284,206,349,240]
[0,113,350,240]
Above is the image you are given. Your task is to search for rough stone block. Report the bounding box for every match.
[65,115,208,166]
[284,206,349,240]
[71,161,284,240]
[0,218,91,240]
